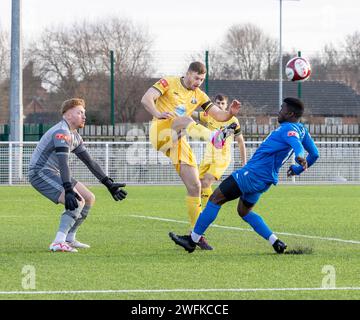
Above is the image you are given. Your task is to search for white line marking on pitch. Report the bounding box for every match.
[1,287,360,295]
[129,215,360,245]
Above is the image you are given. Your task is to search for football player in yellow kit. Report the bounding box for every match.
[141,62,241,250]
[192,94,247,208]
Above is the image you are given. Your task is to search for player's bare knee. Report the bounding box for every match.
[237,201,252,218]
[200,179,208,189]
[78,196,85,206]
[188,180,201,196]
[86,193,96,206]
[209,188,226,206]
[172,116,193,131]
[201,177,213,189]
[237,208,246,218]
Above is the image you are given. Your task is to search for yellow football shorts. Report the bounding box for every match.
[149,119,197,173]
[199,143,231,180]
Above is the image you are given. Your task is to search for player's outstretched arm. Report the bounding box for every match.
[287,156,307,177]
[287,131,319,176]
[235,134,247,167]
[75,150,127,201]
[302,132,320,168]
[75,149,108,181]
[141,87,175,119]
[207,100,241,122]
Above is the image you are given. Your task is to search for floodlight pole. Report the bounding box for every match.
[110,50,115,127]
[9,0,23,142]
[279,0,283,111]
[205,50,209,94]
[9,0,23,181]
[297,50,302,98]
[279,0,300,110]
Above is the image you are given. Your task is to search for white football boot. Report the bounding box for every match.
[66,240,90,249]
[49,242,78,253]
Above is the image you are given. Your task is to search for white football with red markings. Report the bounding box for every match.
[285,57,311,82]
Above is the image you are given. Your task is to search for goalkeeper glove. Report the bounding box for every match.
[63,182,82,211]
[101,177,127,201]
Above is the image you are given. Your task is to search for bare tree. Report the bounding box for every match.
[91,18,154,122]
[0,29,10,81]
[0,29,10,123]
[310,43,343,81]
[343,31,360,91]
[29,27,80,97]
[28,17,154,122]
[203,50,228,80]
[189,25,278,81]
[309,31,360,92]
[219,23,278,80]
[344,32,360,68]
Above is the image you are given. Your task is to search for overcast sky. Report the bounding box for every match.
[0,0,359,74]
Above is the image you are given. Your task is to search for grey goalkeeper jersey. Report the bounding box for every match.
[29,120,86,173]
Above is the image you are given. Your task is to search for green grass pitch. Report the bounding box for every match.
[1,185,360,300]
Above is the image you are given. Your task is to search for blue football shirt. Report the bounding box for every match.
[242,122,319,185]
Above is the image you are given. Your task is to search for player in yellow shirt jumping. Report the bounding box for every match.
[192,94,247,209]
[141,62,241,250]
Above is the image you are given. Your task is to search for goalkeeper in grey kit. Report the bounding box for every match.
[28,98,127,252]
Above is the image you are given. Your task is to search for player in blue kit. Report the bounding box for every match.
[169,97,319,254]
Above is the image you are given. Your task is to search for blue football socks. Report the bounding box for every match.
[242,211,273,240]
[192,203,274,244]
[193,201,221,237]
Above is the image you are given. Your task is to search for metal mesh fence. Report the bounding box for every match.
[0,141,359,186]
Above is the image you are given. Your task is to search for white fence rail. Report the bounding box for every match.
[0,141,359,185]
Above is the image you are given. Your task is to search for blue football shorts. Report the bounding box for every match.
[231,168,271,206]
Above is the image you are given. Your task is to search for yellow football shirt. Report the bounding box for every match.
[149,77,213,172]
[152,77,213,118]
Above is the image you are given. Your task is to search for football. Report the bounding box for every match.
[285,57,311,82]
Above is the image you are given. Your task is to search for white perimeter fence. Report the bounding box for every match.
[0,141,359,185]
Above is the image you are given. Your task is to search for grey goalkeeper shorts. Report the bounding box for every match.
[28,170,78,204]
